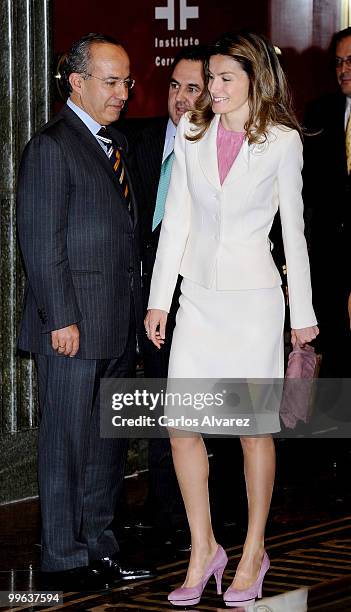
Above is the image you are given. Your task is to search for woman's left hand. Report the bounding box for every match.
[291,325,319,347]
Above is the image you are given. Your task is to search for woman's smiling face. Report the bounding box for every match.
[208,54,250,123]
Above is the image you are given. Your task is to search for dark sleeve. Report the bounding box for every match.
[17,133,82,333]
[302,101,324,249]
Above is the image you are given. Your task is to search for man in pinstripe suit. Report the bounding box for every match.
[17,33,154,587]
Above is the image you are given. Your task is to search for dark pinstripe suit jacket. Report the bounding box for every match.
[303,93,351,315]
[119,117,167,255]
[119,117,185,363]
[120,117,168,304]
[17,104,142,359]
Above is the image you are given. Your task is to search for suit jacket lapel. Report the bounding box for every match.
[140,118,168,219]
[122,152,138,228]
[198,114,221,190]
[151,120,168,178]
[61,106,136,227]
[197,114,249,190]
[334,95,347,175]
[222,138,249,186]
[128,117,168,239]
[62,105,116,180]
[108,123,139,228]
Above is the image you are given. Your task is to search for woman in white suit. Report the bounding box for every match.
[145,32,319,607]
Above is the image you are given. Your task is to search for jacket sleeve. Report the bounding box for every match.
[277,129,317,329]
[17,132,82,333]
[148,115,191,312]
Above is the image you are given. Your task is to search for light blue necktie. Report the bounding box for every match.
[152,150,175,231]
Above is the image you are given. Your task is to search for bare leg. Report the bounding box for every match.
[229,435,275,590]
[170,433,218,587]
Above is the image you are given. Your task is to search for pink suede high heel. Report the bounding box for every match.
[168,544,228,606]
[223,551,270,607]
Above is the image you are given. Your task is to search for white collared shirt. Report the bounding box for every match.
[163,118,177,162]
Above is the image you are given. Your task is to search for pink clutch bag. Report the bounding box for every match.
[280,344,318,429]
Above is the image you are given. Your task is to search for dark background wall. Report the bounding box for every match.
[53,0,269,117]
[53,0,340,119]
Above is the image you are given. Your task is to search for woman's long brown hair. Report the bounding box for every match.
[187,31,302,144]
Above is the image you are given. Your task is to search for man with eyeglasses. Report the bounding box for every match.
[17,33,154,590]
[302,28,351,501]
[304,27,351,380]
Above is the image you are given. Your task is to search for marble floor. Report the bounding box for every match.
[1,439,351,611]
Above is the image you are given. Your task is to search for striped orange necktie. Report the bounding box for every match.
[346,113,351,174]
[97,127,131,213]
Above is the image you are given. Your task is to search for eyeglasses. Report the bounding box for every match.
[84,73,135,90]
[335,56,351,69]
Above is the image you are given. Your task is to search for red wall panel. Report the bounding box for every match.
[53,0,269,117]
[53,0,342,119]
[269,0,341,117]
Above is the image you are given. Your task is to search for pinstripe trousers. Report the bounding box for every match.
[35,323,136,572]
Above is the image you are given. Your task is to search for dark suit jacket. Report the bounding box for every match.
[303,93,351,319]
[119,117,167,268]
[303,93,351,378]
[17,105,142,359]
[118,117,183,377]
[119,117,170,301]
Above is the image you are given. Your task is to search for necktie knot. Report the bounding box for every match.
[96,126,111,144]
[96,126,118,157]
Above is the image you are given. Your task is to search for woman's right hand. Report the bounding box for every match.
[144,309,168,349]
[291,325,319,347]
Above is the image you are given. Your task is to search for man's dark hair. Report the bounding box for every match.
[330,26,351,57]
[62,32,121,96]
[171,45,207,73]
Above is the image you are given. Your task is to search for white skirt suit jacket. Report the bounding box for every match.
[148,113,317,382]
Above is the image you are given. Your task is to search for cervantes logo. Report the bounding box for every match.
[155,0,199,30]
[154,0,201,67]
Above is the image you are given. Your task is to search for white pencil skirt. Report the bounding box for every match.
[167,278,285,435]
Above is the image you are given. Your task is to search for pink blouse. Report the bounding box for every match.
[217,120,245,185]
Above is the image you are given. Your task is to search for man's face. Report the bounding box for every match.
[70,42,131,125]
[336,36,351,97]
[168,59,204,125]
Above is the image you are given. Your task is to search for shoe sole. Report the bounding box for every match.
[169,597,201,606]
[224,598,255,606]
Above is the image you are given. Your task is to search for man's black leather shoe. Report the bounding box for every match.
[90,556,157,582]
